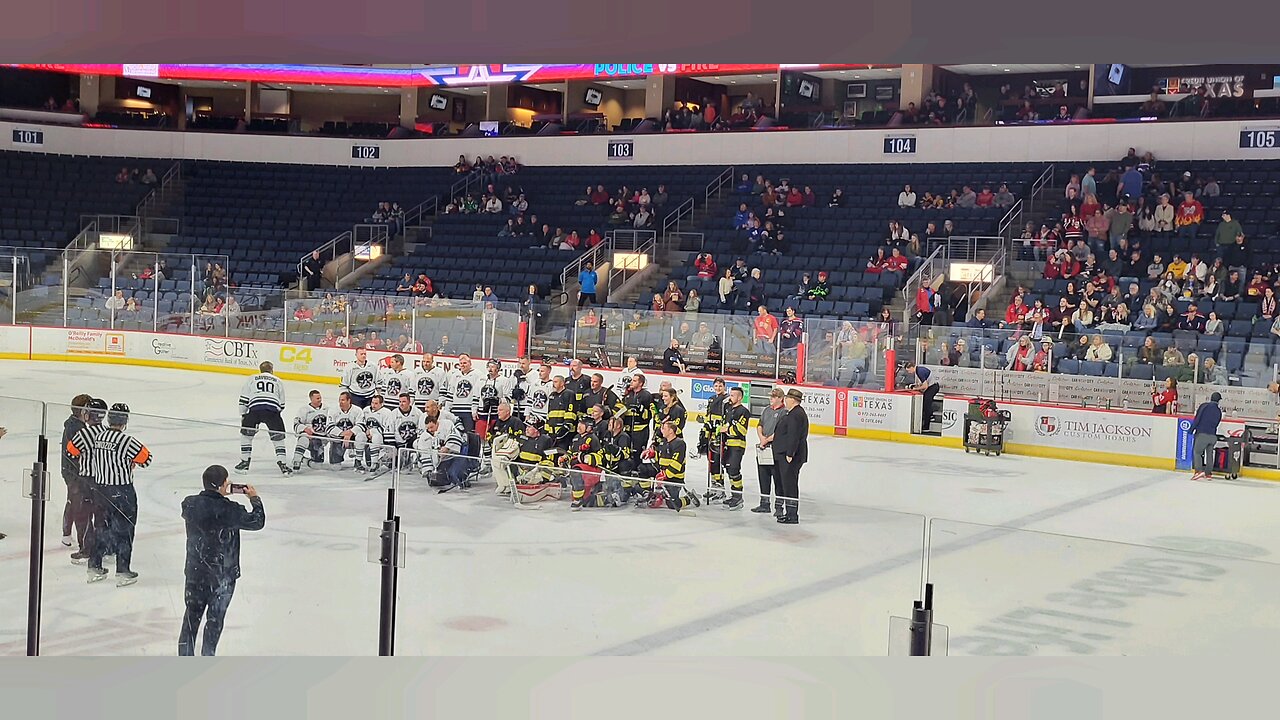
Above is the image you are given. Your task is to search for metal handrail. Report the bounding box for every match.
[706,165,735,206]
[900,244,945,304]
[660,197,694,236]
[1026,162,1056,218]
[402,196,438,229]
[134,161,183,222]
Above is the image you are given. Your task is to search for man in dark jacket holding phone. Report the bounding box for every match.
[179,464,265,656]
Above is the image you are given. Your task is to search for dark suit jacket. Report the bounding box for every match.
[772,405,809,466]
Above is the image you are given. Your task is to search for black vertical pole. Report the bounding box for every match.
[26,434,48,656]
[377,487,399,656]
[908,583,934,657]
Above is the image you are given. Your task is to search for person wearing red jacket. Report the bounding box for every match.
[915,285,935,325]
[1175,191,1204,240]
[693,253,718,279]
[866,247,889,274]
[1152,377,1178,414]
[1003,296,1028,329]
[885,247,910,273]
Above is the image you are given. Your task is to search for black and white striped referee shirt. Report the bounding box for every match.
[67,425,152,486]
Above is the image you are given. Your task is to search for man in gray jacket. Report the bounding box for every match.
[751,388,787,515]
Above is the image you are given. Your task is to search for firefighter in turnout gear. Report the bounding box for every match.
[544,375,577,451]
[602,415,638,504]
[655,386,687,447]
[566,417,615,510]
[717,387,751,510]
[620,372,654,456]
[581,373,620,424]
[636,420,699,513]
[700,378,729,500]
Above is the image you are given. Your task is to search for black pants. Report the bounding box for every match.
[776,457,804,519]
[757,461,779,498]
[349,394,372,410]
[90,483,137,572]
[67,475,95,552]
[920,384,940,432]
[179,576,237,656]
[454,410,475,436]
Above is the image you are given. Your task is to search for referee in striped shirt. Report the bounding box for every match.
[67,402,152,587]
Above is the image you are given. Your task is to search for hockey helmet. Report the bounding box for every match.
[87,398,108,423]
[107,402,131,428]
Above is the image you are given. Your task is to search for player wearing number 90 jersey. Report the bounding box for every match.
[236,361,292,475]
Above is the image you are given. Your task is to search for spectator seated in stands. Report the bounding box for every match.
[885,247,910,279]
[735,174,752,193]
[509,193,529,216]
[1260,287,1278,322]
[684,288,701,314]
[608,203,630,226]
[807,271,832,301]
[453,155,472,174]
[633,205,653,229]
[200,291,223,315]
[967,308,992,330]
[559,231,580,251]
[956,185,977,209]
[1246,272,1269,301]
[975,185,996,208]
[115,167,131,184]
[293,304,316,323]
[1202,357,1226,384]
[483,194,504,213]
[786,186,805,208]
[1043,251,1079,280]
[733,203,753,229]
[1002,296,1028,330]
[994,183,1015,209]
[828,188,845,208]
[802,185,817,207]
[412,274,436,298]
[105,290,126,312]
[691,253,718,282]
[1005,335,1035,371]
[1085,334,1113,362]
[664,280,685,312]
[867,247,890,274]
[689,322,714,353]
[586,229,603,248]
[140,168,158,186]
[897,184,917,209]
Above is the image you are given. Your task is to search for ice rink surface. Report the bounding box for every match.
[4,361,1280,656]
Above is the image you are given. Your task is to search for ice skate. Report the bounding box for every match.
[70,551,89,565]
[116,571,139,587]
[278,461,294,476]
[751,499,772,513]
[61,533,72,547]
[86,566,108,583]
[724,493,743,510]
[234,459,251,475]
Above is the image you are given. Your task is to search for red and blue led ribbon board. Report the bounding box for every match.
[10,63,894,88]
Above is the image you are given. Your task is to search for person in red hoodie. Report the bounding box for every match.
[693,253,717,279]
[1175,190,1204,241]
[1043,255,1062,280]
[885,247,910,274]
[786,186,805,207]
[975,186,996,208]
[586,229,603,248]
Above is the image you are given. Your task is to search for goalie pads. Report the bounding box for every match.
[513,482,563,504]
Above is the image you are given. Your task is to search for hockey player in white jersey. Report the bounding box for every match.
[387,392,425,470]
[422,399,459,440]
[354,394,395,475]
[236,361,292,476]
[417,414,473,492]
[444,354,484,435]
[412,352,446,411]
[324,391,364,469]
[522,361,554,430]
[615,355,641,397]
[339,348,378,409]
[290,389,332,470]
[509,357,534,421]
[377,354,415,402]
[475,359,515,441]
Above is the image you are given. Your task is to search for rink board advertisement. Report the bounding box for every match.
[2,324,1270,477]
